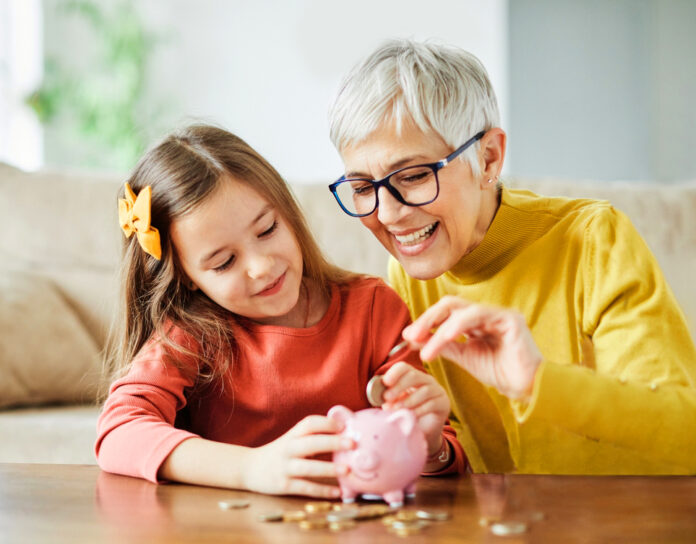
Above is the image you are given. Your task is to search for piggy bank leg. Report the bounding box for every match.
[405,480,417,499]
[383,490,405,508]
[340,485,358,504]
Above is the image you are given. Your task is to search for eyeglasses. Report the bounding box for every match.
[329,131,485,217]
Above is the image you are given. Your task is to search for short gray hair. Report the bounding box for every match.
[328,39,500,175]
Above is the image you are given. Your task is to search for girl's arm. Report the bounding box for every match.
[160,415,352,497]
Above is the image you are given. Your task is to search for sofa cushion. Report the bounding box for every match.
[0,271,102,409]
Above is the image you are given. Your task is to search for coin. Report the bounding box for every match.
[416,509,451,521]
[387,340,410,358]
[326,509,359,522]
[257,511,284,522]
[299,518,329,530]
[282,510,308,522]
[328,520,357,532]
[390,519,428,531]
[490,521,528,536]
[478,515,501,527]
[355,504,393,519]
[304,501,333,513]
[218,500,250,510]
[366,375,387,407]
[394,510,420,521]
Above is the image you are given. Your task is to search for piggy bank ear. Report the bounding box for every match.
[387,409,417,435]
[327,405,354,429]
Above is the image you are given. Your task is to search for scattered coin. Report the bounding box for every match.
[479,515,502,527]
[366,375,387,407]
[416,509,451,521]
[257,511,284,522]
[390,519,428,531]
[299,518,329,530]
[304,501,333,513]
[329,520,357,532]
[394,510,420,521]
[282,510,308,522]
[490,521,529,536]
[218,500,250,510]
[326,509,359,522]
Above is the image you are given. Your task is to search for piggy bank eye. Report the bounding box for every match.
[373,434,379,440]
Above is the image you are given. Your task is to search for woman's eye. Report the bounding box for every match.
[213,256,234,272]
[260,220,278,237]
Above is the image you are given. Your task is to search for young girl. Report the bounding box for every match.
[96,124,466,498]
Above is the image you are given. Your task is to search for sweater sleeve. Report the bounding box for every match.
[369,280,468,475]
[514,207,696,471]
[95,334,200,483]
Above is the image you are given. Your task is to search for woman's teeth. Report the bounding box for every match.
[394,223,437,245]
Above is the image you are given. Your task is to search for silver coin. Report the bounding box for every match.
[366,375,387,407]
[387,340,410,358]
[257,511,284,522]
[416,509,451,521]
[218,499,250,510]
[490,521,528,536]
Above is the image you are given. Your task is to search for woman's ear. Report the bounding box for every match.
[478,128,506,187]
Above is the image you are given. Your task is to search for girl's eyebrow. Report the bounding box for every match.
[198,205,274,266]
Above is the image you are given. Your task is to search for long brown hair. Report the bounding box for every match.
[103,124,355,397]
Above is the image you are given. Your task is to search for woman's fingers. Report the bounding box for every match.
[402,296,473,344]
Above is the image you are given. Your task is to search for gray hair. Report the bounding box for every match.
[328,39,500,175]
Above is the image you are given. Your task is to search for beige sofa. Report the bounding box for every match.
[1,161,694,464]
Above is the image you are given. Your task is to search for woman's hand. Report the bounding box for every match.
[402,296,543,400]
[243,415,354,498]
[380,362,450,456]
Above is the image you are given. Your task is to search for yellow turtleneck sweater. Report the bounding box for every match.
[389,187,696,474]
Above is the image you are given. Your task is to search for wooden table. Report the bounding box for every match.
[1,464,695,543]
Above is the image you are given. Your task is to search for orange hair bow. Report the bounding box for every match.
[118,183,162,260]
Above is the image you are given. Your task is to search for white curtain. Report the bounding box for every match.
[0,0,42,171]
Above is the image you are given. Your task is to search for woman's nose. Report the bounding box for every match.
[376,186,408,224]
[246,254,274,279]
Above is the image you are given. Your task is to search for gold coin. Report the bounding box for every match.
[299,518,328,530]
[382,515,398,526]
[218,500,250,510]
[416,509,451,521]
[257,511,284,522]
[390,520,428,531]
[394,510,420,521]
[282,510,307,522]
[304,501,333,513]
[326,509,359,522]
[356,504,393,519]
[490,521,528,536]
[329,520,357,532]
[366,375,387,407]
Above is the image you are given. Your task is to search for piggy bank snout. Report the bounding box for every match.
[353,449,380,471]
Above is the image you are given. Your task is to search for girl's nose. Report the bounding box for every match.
[246,254,274,279]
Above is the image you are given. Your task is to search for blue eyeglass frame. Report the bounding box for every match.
[329,131,486,217]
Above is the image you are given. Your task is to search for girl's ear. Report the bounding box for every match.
[188,280,199,291]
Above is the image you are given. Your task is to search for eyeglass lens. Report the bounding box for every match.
[335,165,438,216]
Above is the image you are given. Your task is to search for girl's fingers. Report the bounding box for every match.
[287,434,353,458]
[286,478,342,499]
[286,458,347,479]
[386,384,438,410]
[288,415,342,437]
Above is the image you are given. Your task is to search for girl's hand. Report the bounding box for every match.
[243,415,354,498]
[402,296,543,401]
[380,362,450,456]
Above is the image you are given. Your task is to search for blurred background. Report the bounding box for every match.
[1,0,695,184]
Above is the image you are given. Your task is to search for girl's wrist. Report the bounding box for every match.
[423,437,452,472]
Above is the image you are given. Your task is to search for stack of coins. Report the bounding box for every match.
[257,502,452,536]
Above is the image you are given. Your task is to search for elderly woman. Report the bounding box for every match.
[327,39,696,474]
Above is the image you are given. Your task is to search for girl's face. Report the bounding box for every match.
[170,176,305,327]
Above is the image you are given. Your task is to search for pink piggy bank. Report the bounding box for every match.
[327,405,427,507]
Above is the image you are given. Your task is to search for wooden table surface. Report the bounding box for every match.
[1,463,695,543]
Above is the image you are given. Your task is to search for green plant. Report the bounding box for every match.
[26,0,162,171]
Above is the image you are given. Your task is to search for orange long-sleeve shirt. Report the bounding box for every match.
[96,277,466,482]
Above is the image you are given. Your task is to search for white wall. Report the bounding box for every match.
[508,0,696,183]
[41,0,508,181]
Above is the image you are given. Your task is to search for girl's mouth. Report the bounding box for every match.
[256,272,286,296]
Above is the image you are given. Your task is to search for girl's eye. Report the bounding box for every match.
[213,256,234,272]
[260,220,278,237]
